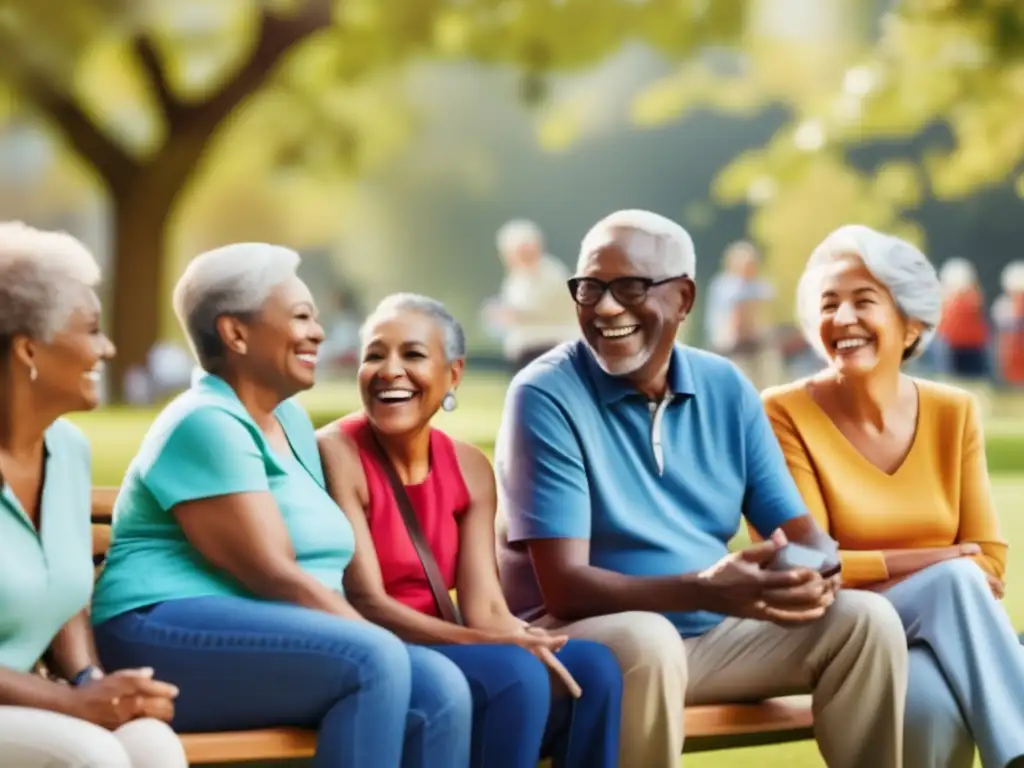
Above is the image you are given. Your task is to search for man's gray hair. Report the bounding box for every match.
[796,224,941,361]
[496,219,543,257]
[579,209,696,278]
[362,293,466,362]
[0,222,101,350]
[173,242,301,371]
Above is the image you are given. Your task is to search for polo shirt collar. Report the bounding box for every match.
[580,341,696,404]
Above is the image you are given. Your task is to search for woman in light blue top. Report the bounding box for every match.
[92,243,471,768]
[0,222,185,768]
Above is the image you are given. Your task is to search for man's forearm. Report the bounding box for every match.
[543,564,709,621]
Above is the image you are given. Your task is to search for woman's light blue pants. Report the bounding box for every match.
[884,559,1024,768]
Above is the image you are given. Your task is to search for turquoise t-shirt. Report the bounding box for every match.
[91,373,355,625]
[0,420,94,672]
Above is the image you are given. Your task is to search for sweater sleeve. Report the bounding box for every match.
[956,396,1008,579]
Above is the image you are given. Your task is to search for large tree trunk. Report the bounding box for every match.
[23,5,336,404]
[107,190,171,402]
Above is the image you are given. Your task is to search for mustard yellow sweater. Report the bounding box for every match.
[762,378,1007,586]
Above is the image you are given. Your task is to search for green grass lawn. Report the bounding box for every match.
[73,374,1024,767]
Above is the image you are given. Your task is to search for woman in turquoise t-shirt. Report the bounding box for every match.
[92,244,471,768]
[0,223,185,767]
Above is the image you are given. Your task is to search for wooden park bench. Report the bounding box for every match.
[90,486,812,764]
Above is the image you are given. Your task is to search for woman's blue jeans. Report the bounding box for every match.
[93,596,472,768]
[428,639,622,768]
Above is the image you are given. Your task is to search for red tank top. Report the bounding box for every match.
[339,413,470,617]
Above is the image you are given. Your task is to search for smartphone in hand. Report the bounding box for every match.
[767,542,842,578]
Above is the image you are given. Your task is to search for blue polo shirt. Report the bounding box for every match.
[496,340,807,637]
[91,373,355,625]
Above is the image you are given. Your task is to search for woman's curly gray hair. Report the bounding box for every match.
[796,224,942,361]
[0,222,101,354]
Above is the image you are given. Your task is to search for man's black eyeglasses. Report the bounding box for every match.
[566,275,688,308]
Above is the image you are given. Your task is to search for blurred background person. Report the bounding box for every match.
[320,289,365,376]
[146,340,193,401]
[937,258,990,382]
[777,324,822,379]
[992,261,1024,389]
[704,240,781,389]
[484,219,578,373]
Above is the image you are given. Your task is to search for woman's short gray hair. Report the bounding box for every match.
[173,242,301,371]
[796,224,941,361]
[579,209,696,278]
[0,222,101,352]
[362,293,466,362]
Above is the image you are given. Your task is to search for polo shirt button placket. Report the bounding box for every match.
[648,393,674,476]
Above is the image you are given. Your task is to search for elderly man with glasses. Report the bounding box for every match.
[495,210,909,768]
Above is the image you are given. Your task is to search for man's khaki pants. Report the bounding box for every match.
[535,590,908,768]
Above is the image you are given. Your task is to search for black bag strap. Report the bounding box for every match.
[369,433,464,625]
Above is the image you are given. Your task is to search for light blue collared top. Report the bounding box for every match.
[0,420,94,672]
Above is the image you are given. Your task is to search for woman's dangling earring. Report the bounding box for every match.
[441,391,458,412]
[29,365,37,382]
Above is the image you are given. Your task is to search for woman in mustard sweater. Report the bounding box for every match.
[763,225,1024,768]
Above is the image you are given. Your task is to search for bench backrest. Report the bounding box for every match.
[91,487,118,570]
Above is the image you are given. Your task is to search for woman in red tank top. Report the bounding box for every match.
[318,294,622,768]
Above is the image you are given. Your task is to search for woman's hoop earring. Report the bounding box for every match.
[29,365,37,382]
[441,391,458,412]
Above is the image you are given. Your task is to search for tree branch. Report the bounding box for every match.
[184,0,334,133]
[134,35,181,125]
[18,66,137,190]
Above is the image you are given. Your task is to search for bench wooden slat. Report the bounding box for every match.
[179,729,315,762]
[91,487,117,521]
[173,698,815,763]
[90,489,813,762]
[91,524,111,560]
[684,698,812,738]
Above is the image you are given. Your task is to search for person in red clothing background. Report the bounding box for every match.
[937,258,990,379]
[316,293,622,768]
[992,261,1024,387]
